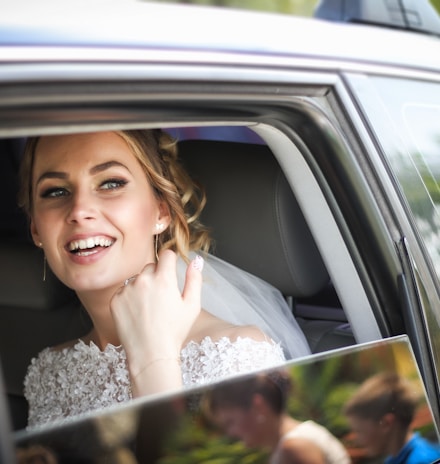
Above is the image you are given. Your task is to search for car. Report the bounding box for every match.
[1,0,440,462]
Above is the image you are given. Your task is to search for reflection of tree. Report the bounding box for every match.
[157,411,268,464]
[287,344,397,437]
[153,341,435,464]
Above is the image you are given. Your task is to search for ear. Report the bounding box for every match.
[155,201,171,233]
[30,218,43,248]
[251,394,267,413]
[380,413,396,431]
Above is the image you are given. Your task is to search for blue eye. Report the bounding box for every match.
[100,178,128,190]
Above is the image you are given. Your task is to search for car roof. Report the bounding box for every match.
[1,0,440,75]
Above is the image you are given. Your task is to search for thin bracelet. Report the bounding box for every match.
[133,357,181,380]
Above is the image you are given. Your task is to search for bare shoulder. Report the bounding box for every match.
[189,310,270,345]
[278,436,326,464]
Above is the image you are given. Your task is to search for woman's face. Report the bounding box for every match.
[30,131,169,293]
[215,405,266,449]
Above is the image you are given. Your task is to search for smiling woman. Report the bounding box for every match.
[18,129,310,428]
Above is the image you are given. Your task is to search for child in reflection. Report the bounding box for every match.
[203,371,350,464]
[344,372,440,464]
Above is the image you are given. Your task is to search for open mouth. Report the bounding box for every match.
[67,236,114,257]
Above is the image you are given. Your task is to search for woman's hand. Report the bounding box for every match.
[110,249,203,396]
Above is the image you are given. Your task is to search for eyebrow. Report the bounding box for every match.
[35,160,130,186]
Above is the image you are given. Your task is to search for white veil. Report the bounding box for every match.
[177,252,311,359]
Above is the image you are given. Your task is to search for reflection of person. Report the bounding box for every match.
[344,372,440,464]
[20,130,310,427]
[204,372,350,464]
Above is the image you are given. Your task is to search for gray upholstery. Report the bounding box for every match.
[0,241,75,311]
[178,140,329,297]
[0,241,91,429]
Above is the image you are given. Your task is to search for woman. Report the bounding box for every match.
[204,372,350,464]
[20,129,310,427]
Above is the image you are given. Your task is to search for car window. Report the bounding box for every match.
[348,77,440,274]
[346,74,440,375]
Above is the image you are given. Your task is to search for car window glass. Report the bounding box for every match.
[349,77,440,274]
[15,336,439,463]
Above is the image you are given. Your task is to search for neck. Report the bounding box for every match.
[388,428,413,457]
[269,414,299,452]
[77,286,121,349]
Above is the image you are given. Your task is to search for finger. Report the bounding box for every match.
[139,261,157,276]
[154,249,178,282]
[182,255,204,308]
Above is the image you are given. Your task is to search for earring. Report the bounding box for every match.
[43,255,47,282]
[154,224,164,262]
[154,234,159,262]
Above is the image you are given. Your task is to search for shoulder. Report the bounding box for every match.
[190,310,271,344]
[278,436,326,464]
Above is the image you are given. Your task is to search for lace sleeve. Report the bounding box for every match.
[24,348,63,427]
[181,336,286,386]
[24,342,131,428]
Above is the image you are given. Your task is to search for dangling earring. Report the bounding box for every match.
[155,223,164,262]
[43,255,47,282]
[38,242,47,282]
[154,234,159,262]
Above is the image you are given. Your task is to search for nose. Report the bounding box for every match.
[66,188,97,224]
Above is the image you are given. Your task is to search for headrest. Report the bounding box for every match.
[179,140,329,297]
[0,241,76,311]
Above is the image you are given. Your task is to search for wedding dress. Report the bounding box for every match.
[270,421,351,464]
[24,253,310,427]
[25,336,285,427]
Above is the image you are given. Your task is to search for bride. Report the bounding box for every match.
[19,129,310,427]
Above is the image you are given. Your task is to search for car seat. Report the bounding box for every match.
[178,139,355,352]
[0,242,91,430]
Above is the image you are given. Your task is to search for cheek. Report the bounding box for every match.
[31,212,59,244]
[119,196,160,231]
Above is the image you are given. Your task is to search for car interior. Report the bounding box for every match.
[0,127,356,431]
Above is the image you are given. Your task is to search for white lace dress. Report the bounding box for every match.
[24,336,285,428]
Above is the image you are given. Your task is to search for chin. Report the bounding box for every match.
[64,275,121,293]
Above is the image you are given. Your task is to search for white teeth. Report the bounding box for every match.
[68,236,113,252]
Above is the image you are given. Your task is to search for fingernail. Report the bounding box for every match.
[192,255,204,272]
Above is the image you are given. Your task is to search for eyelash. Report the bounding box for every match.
[100,178,128,190]
[40,178,128,198]
[40,187,68,199]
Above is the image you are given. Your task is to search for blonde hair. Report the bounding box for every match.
[18,129,211,259]
[344,372,419,427]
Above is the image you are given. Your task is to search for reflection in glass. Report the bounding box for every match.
[15,337,438,464]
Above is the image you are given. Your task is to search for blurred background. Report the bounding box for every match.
[146,0,440,17]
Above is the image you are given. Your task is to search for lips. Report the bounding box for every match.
[67,236,114,256]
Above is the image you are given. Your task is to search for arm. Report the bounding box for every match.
[110,250,203,397]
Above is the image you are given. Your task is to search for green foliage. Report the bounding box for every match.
[431,0,440,14]
[146,0,319,15]
[157,413,269,464]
